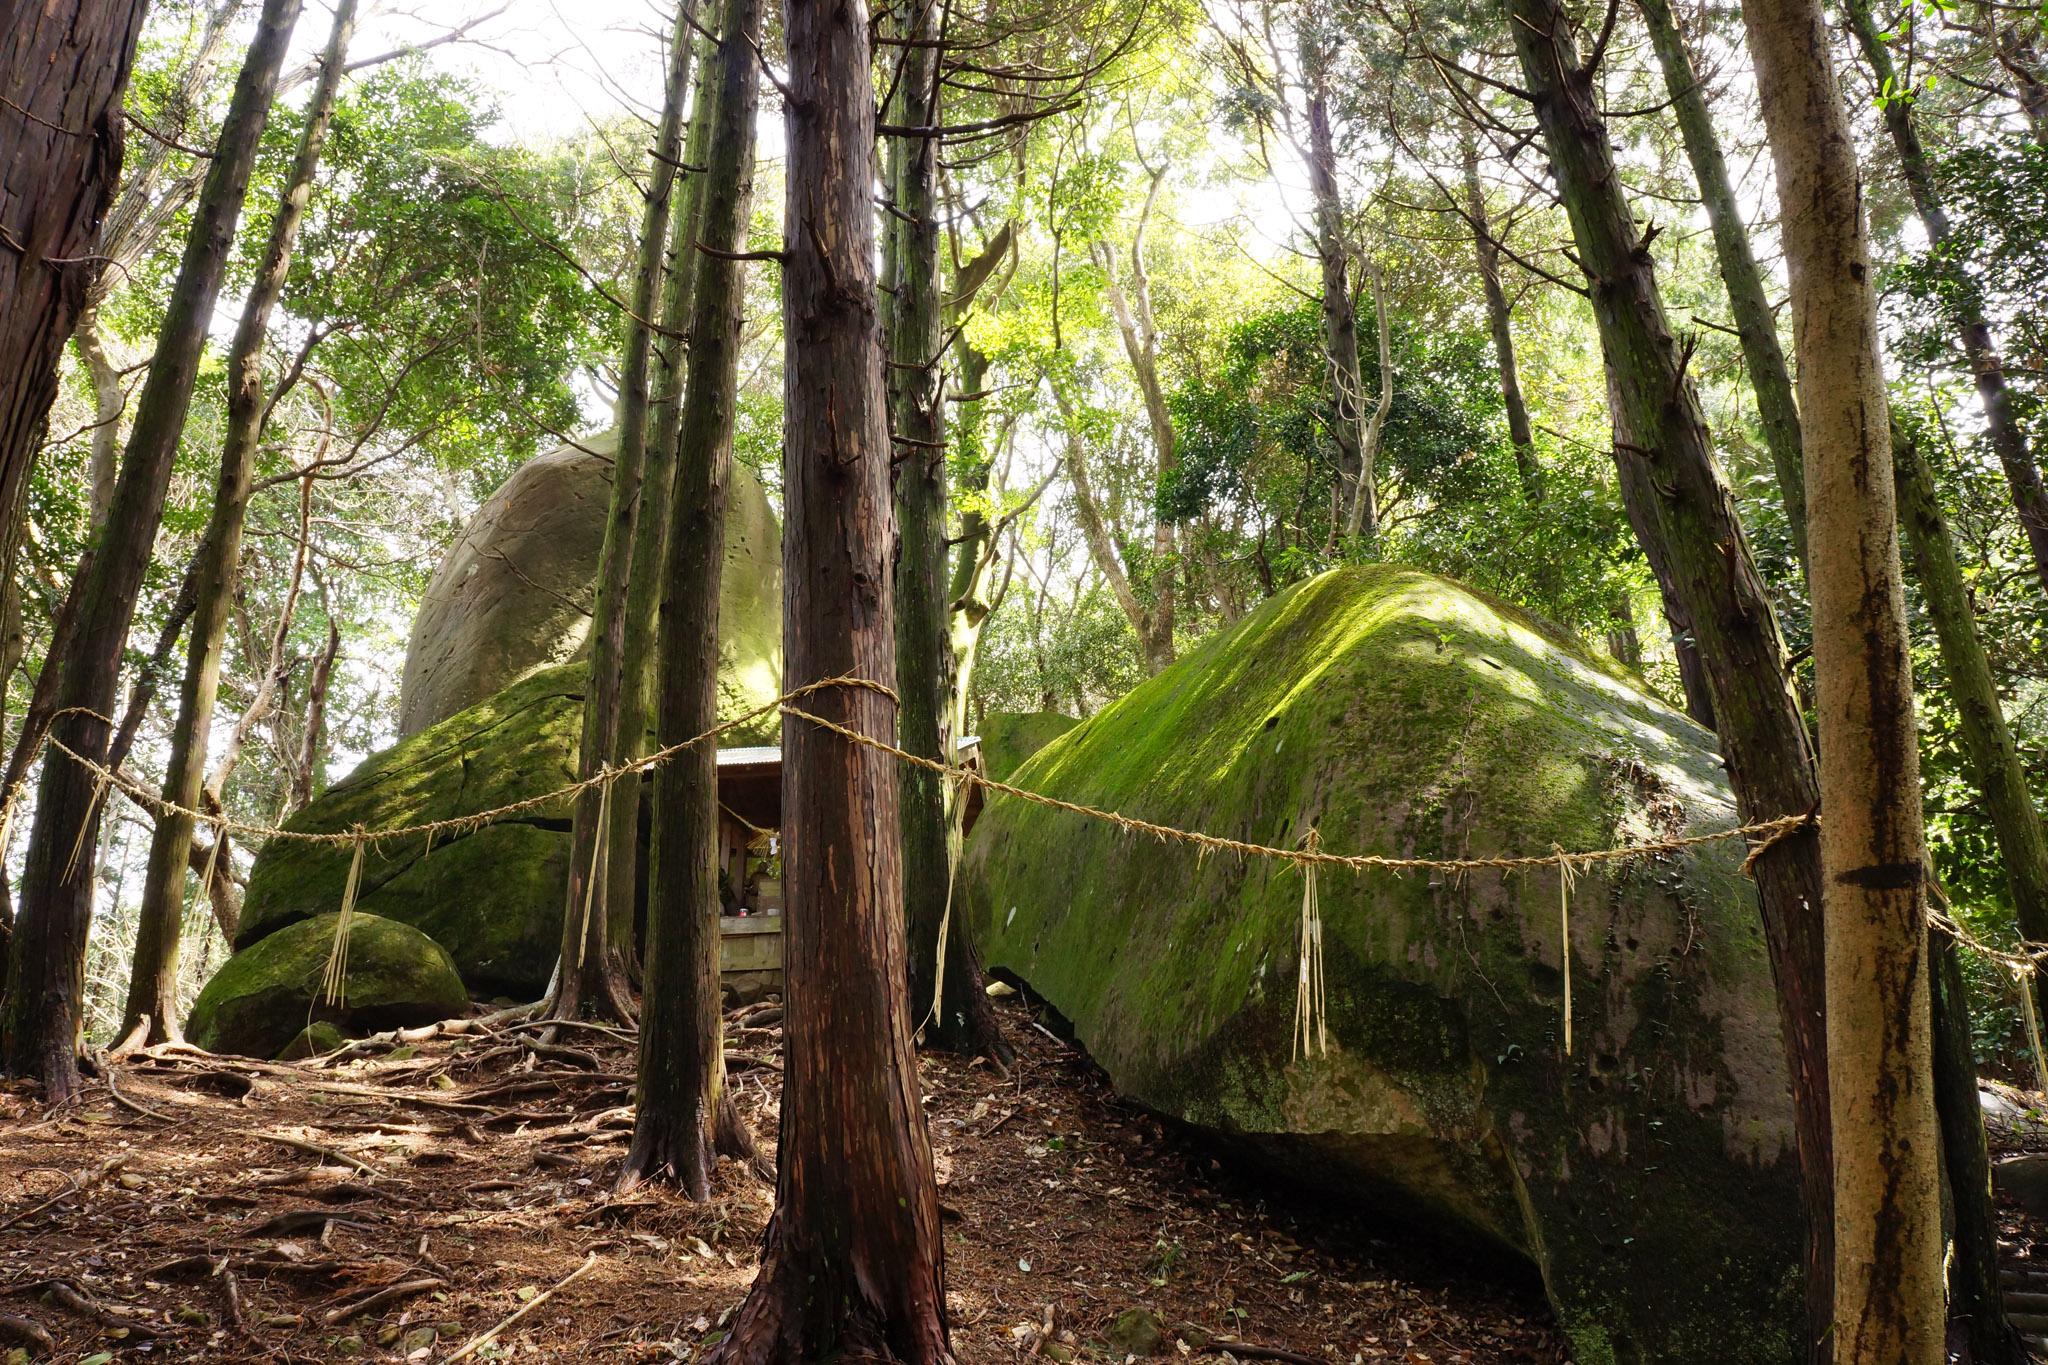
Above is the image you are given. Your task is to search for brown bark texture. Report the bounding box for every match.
[620,0,760,1197]
[1,0,304,1104]
[708,0,949,1355]
[0,0,149,551]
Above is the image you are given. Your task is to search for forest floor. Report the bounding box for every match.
[0,996,1563,1364]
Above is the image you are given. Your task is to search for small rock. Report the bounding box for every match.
[1995,1154,2048,1218]
[1107,1307,1165,1357]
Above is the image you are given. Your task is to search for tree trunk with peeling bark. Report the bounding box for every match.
[1746,1,1943,1357]
[708,0,949,1355]
[0,0,150,554]
[1504,3,1833,1355]
[122,0,357,1048]
[1,0,303,1104]
[619,0,760,1197]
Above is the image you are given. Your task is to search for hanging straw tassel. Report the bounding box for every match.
[1554,845,1577,1059]
[2017,962,2048,1096]
[320,825,368,1010]
[1293,829,1328,1061]
[63,770,113,883]
[198,818,227,908]
[569,774,613,975]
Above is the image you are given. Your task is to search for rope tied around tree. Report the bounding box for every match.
[26,669,2048,1057]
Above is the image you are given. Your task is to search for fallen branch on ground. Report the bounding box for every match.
[440,1251,598,1363]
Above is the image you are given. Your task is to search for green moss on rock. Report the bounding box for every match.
[238,664,588,994]
[278,1020,349,1060]
[187,913,468,1059]
[975,711,1079,782]
[960,566,1802,1363]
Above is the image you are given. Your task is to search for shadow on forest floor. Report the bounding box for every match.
[0,997,1562,1362]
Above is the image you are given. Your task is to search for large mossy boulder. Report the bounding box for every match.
[187,913,468,1058]
[238,434,784,996]
[961,566,1801,1363]
[238,663,587,994]
[398,431,782,736]
[975,711,1078,781]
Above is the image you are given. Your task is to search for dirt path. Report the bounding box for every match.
[0,999,1561,1362]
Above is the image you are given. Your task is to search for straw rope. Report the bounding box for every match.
[12,671,2048,1006]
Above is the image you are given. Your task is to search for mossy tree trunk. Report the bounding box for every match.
[1459,132,1539,500]
[551,0,699,1024]
[604,36,718,969]
[1841,0,2048,601]
[1635,0,1807,579]
[122,0,358,1048]
[1503,3,1834,1354]
[1894,429,2048,984]
[1,0,303,1104]
[619,0,759,1196]
[708,0,948,1354]
[0,0,149,563]
[1747,0,1943,1356]
[886,0,1005,1063]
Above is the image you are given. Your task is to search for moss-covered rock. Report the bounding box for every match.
[399,432,782,736]
[277,1020,349,1060]
[187,913,468,1059]
[237,664,588,994]
[975,711,1078,782]
[960,566,1801,1363]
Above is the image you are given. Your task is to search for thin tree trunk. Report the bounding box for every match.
[1747,2,1942,1356]
[1841,0,2048,601]
[122,0,356,1048]
[1,0,303,1103]
[1303,32,1374,546]
[290,612,342,813]
[1894,430,2048,997]
[208,462,319,809]
[74,306,126,523]
[946,341,1001,735]
[1461,133,1539,500]
[0,0,150,550]
[1636,0,1807,578]
[1505,4,1833,1355]
[1339,257,1395,545]
[708,0,948,1354]
[1089,180,1176,669]
[618,0,759,1196]
[1053,389,1170,673]
[887,0,1004,1063]
[605,33,719,968]
[552,2,699,1024]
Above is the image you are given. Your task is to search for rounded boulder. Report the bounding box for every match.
[187,912,469,1059]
